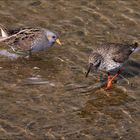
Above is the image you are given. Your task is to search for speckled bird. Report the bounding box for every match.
[86,42,138,89]
[0,26,61,59]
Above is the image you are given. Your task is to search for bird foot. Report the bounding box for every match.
[105,73,119,90]
[105,79,113,90]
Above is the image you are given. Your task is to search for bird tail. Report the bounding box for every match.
[0,24,9,38]
[133,42,139,52]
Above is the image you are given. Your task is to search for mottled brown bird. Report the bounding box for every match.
[86,42,138,89]
[0,26,61,59]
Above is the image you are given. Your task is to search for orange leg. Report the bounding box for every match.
[106,70,121,90]
[106,72,111,90]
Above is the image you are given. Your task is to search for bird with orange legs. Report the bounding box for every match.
[86,42,138,90]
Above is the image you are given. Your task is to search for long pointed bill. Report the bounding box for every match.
[56,39,62,45]
[85,63,93,77]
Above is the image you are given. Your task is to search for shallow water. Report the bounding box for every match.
[0,0,140,139]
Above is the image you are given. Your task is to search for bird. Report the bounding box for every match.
[0,26,61,59]
[85,42,138,90]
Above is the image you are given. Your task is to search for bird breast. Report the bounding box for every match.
[99,59,122,72]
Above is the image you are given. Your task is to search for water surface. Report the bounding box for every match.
[0,0,140,139]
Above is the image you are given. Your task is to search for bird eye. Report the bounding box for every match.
[52,36,56,39]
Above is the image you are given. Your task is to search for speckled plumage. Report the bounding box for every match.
[86,42,138,89]
[88,42,138,72]
[0,26,61,58]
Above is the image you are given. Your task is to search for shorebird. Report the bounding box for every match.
[0,25,61,59]
[86,42,138,89]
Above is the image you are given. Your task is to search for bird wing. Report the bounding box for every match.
[111,43,138,63]
[2,28,43,53]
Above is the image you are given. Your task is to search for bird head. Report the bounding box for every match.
[85,53,102,77]
[45,30,62,46]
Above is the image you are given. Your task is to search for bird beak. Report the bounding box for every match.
[85,63,93,77]
[56,39,62,45]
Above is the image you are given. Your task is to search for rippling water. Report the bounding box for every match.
[0,0,140,139]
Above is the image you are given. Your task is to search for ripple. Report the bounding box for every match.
[23,76,55,86]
